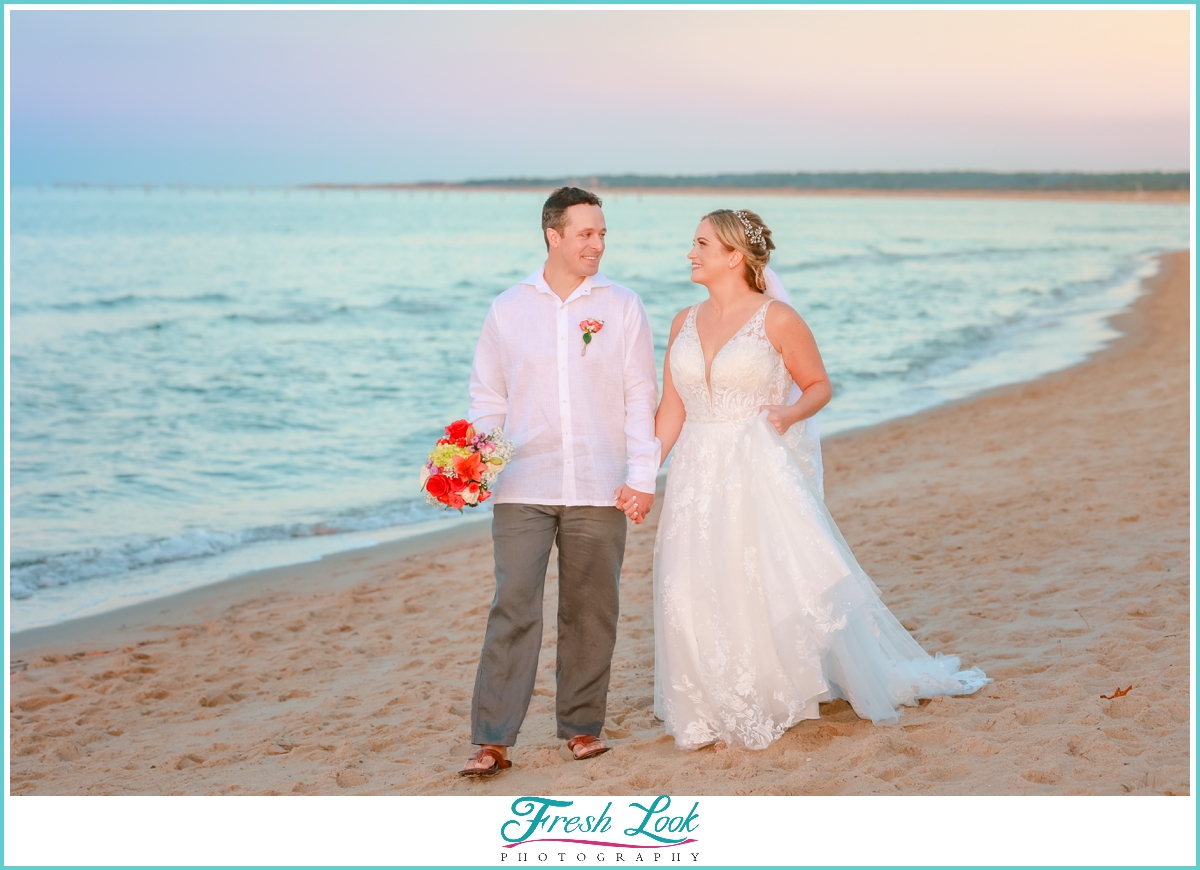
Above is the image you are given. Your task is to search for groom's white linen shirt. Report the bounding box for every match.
[469,267,661,506]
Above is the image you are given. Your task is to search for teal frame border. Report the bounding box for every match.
[1,3,1195,869]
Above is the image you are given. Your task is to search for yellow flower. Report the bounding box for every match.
[429,443,472,470]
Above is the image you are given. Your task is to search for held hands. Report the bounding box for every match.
[760,404,800,436]
[615,484,654,525]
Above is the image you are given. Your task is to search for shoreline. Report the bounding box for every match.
[9,516,492,656]
[7,242,1150,640]
[8,250,1190,795]
[8,250,1185,656]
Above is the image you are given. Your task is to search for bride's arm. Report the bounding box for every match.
[762,301,832,435]
[654,308,691,463]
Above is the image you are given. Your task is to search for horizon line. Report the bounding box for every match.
[28,169,1190,200]
[18,168,1190,187]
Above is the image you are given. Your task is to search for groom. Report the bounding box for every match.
[461,187,660,775]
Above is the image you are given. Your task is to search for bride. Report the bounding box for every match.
[636,209,990,751]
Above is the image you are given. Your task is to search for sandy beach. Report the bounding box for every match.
[8,251,1191,796]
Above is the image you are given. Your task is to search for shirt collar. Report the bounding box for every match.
[523,264,612,304]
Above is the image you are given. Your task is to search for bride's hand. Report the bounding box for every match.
[760,404,798,436]
[614,484,653,524]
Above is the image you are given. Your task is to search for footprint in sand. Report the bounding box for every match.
[335,769,371,788]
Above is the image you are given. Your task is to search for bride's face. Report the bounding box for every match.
[688,219,733,285]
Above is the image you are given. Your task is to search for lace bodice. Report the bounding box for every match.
[670,299,792,424]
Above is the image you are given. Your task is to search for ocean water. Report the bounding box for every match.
[7,187,1189,631]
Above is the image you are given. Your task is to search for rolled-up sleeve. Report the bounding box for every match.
[468,306,507,432]
[622,296,662,492]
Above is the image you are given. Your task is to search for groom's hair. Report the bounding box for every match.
[542,187,603,249]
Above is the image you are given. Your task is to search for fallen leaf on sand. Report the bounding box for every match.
[1101,685,1133,700]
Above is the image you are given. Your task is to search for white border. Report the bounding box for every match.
[4,4,1196,868]
[2,795,1198,866]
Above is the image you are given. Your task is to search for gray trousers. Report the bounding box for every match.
[470,503,627,746]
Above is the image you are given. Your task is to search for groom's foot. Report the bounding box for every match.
[460,744,511,776]
[567,734,611,760]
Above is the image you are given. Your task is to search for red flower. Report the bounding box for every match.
[447,493,466,510]
[445,419,473,441]
[425,473,451,499]
[478,491,491,503]
[579,319,604,334]
[453,452,486,484]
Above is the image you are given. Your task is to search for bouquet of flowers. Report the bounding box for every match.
[421,419,514,511]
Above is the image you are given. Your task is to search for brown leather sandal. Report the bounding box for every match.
[459,746,512,777]
[567,734,610,760]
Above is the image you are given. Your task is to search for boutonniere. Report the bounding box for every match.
[579,319,604,356]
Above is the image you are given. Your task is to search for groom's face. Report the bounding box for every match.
[549,204,606,277]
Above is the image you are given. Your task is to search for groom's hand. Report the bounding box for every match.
[615,485,654,525]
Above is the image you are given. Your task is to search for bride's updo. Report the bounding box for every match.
[704,209,775,293]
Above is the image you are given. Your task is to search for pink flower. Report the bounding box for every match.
[580,319,604,355]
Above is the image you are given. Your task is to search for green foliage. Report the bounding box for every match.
[456,171,1188,192]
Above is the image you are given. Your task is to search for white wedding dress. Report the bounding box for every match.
[653,299,990,750]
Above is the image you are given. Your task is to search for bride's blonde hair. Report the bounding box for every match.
[703,209,775,292]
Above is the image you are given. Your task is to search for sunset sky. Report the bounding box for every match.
[8,8,1193,185]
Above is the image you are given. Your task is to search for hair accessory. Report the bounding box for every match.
[732,210,764,248]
